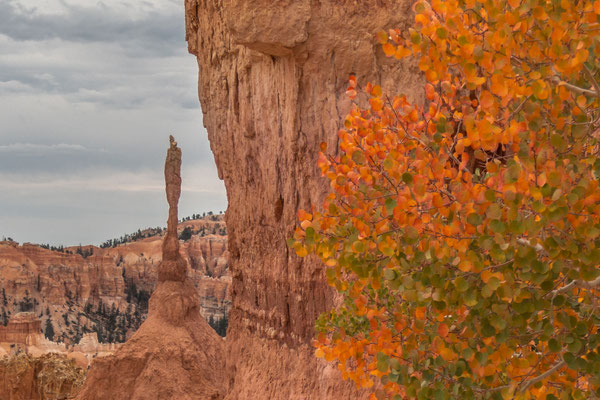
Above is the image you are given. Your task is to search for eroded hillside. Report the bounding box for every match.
[0,215,230,344]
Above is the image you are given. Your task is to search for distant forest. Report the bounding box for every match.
[10,211,227,253]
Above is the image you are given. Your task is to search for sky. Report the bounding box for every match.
[0,0,227,246]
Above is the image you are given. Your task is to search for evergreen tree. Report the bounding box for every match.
[179,226,193,241]
[44,318,55,341]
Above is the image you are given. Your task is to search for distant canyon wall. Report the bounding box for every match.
[185,1,421,398]
[0,217,230,344]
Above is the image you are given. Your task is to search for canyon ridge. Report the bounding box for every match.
[0,214,229,348]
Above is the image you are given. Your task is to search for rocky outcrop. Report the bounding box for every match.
[184,1,419,398]
[0,352,85,400]
[0,313,41,346]
[0,216,230,344]
[77,138,226,400]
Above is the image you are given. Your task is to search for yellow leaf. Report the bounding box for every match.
[315,348,325,358]
[508,0,520,9]
[295,245,308,257]
[371,84,382,98]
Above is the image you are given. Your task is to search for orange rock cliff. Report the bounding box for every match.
[184,2,418,398]
[76,2,421,399]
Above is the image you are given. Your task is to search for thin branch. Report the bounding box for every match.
[519,361,566,393]
[490,360,566,394]
[516,238,545,254]
[583,64,600,97]
[550,276,600,296]
[552,76,599,97]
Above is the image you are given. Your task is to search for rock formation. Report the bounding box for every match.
[183,1,420,398]
[77,138,225,400]
[0,312,41,346]
[0,216,230,344]
[0,352,85,400]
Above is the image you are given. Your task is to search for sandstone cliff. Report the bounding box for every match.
[184,1,420,398]
[0,216,230,345]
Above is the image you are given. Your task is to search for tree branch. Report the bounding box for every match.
[519,360,566,393]
[552,76,599,97]
[516,238,545,254]
[550,276,600,296]
[583,64,600,97]
[490,360,566,394]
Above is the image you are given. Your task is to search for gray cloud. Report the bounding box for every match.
[0,0,227,245]
[0,142,90,153]
[0,0,183,54]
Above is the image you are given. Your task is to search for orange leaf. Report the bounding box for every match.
[394,46,411,59]
[458,260,473,272]
[371,84,382,98]
[479,90,494,109]
[437,323,449,338]
[382,42,396,57]
[298,209,313,221]
[370,97,384,111]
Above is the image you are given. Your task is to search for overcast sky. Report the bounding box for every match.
[0,0,227,246]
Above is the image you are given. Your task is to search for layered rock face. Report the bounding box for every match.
[0,312,41,346]
[77,139,226,400]
[0,216,230,344]
[0,352,85,400]
[185,1,420,398]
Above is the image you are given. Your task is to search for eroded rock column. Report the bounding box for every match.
[77,138,225,400]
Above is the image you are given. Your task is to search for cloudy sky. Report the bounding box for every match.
[0,0,227,246]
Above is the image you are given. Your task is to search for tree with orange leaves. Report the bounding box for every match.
[291,0,600,398]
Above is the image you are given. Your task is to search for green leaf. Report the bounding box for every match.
[402,172,413,184]
[352,149,366,164]
[467,213,482,226]
[454,276,469,293]
[377,352,390,373]
[384,268,397,280]
[563,352,577,369]
[567,339,582,354]
[385,198,397,214]
[550,134,565,150]
[486,204,502,219]
[489,219,505,233]
[548,338,561,353]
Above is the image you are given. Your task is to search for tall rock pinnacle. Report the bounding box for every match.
[76,138,225,400]
[159,135,186,282]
